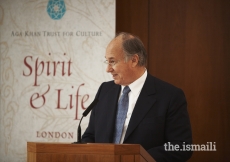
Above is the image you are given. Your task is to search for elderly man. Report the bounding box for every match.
[82,32,192,161]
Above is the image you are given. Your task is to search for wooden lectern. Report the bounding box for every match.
[27,142,155,162]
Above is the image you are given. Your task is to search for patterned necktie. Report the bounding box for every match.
[113,86,131,144]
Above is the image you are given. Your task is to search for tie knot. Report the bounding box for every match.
[123,86,131,94]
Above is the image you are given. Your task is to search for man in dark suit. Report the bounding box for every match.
[82,32,193,161]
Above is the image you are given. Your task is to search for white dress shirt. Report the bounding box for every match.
[119,70,147,143]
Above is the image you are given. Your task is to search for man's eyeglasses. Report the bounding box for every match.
[104,60,120,66]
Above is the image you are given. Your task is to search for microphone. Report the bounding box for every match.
[72,98,98,144]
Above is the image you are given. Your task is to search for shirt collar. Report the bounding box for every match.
[121,69,147,96]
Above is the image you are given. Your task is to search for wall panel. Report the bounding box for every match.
[116,0,230,161]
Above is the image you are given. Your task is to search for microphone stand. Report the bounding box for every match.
[72,116,85,144]
[72,98,98,144]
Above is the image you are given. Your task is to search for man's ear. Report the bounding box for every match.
[131,54,139,67]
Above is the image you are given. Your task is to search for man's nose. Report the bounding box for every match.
[106,64,113,72]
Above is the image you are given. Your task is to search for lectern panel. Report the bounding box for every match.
[27,142,155,162]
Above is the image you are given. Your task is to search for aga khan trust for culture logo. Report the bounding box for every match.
[47,0,66,20]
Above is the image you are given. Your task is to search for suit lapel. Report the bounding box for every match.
[124,74,156,141]
[101,83,121,142]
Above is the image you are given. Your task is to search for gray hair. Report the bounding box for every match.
[115,32,147,67]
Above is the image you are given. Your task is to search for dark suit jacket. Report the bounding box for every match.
[82,74,193,162]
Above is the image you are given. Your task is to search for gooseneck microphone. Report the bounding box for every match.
[72,98,98,144]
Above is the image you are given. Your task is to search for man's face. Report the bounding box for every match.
[105,38,134,86]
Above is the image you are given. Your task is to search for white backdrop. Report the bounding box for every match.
[0,0,115,161]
